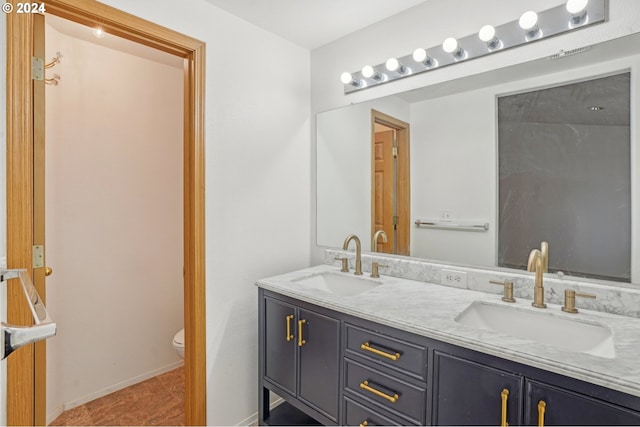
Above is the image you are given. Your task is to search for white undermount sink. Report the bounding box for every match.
[455,301,616,359]
[293,271,381,296]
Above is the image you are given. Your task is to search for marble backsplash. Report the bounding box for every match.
[325,249,640,319]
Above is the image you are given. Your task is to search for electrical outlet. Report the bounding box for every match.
[440,210,453,222]
[442,269,468,289]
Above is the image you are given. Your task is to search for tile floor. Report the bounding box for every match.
[49,366,184,426]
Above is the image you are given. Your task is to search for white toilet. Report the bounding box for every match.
[172,329,185,359]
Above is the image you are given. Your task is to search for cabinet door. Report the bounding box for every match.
[433,351,523,426]
[298,308,341,421]
[525,380,640,426]
[264,297,297,395]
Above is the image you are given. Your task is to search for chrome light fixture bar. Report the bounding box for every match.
[341,0,606,94]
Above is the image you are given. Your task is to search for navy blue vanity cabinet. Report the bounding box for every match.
[344,395,407,426]
[263,296,297,396]
[432,351,523,426]
[524,380,640,426]
[259,290,341,425]
[430,343,640,426]
[342,322,428,425]
[259,287,640,426]
[298,308,341,420]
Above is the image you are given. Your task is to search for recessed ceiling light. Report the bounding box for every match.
[587,106,605,111]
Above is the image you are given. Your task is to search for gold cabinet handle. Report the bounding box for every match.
[285,315,294,341]
[538,400,546,427]
[298,319,306,347]
[500,389,509,427]
[44,267,53,276]
[359,380,399,403]
[359,421,368,427]
[360,342,401,361]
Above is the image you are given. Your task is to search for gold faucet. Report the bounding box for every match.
[343,234,363,275]
[527,241,548,308]
[371,230,388,252]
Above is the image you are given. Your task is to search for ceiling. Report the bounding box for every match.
[201,0,428,50]
[46,14,184,68]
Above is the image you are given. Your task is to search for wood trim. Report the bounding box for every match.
[370,110,411,256]
[183,43,207,427]
[396,127,411,256]
[6,2,207,425]
[6,11,36,427]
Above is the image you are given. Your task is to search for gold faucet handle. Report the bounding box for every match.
[562,289,596,314]
[370,262,387,278]
[335,256,349,272]
[489,280,516,303]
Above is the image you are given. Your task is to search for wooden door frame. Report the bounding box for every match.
[370,109,410,256]
[6,1,206,425]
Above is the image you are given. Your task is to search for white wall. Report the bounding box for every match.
[92,1,312,425]
[317,97,409,250]
[410,89,496,265]
[44,23,184,420]
[310,0,640,264]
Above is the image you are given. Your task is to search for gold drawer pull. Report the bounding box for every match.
[500,389,509,427]
[298,319,306,347]
[359,380,399,403]
[538,400,546,427]
[359,421,368,427]
[285,315,294,341]
[360,342,401,361]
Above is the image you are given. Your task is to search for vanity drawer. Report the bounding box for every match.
[344,359,426,424]
[344,396,417,426]
[345,323,427,381]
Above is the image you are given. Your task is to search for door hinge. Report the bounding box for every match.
[32,57,44,81]
[392,146,398,157]
[33,245,44,268]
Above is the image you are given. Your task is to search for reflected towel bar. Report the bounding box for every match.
[414,220,489,232]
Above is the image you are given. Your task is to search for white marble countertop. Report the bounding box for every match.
[256,264,640,398]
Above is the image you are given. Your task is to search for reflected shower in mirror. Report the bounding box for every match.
[498,73,630,282]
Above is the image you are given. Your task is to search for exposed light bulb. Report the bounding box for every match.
[442,37,458,53]
[443,37,466,59]
[362,65,374,78]
[479,25,501,50]
[386,57,399,71]
[340,72,361,87]
[362,65,383,81]
[519,11,540,38]
[412,48,427,63]
[479,25,495,42]
[519,11,538,29]
[93,27,105,38]
[412,48,437,68]
[566,0,588,14]
[566,0,589,25]
[385,57,408,74]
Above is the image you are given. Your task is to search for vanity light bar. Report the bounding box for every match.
[341,0,606,94]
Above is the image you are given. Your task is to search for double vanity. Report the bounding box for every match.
[257,246,640,425]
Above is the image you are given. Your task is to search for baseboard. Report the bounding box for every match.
[46,405,65,426]
[47,360,184,424]
[236,397,284,426]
